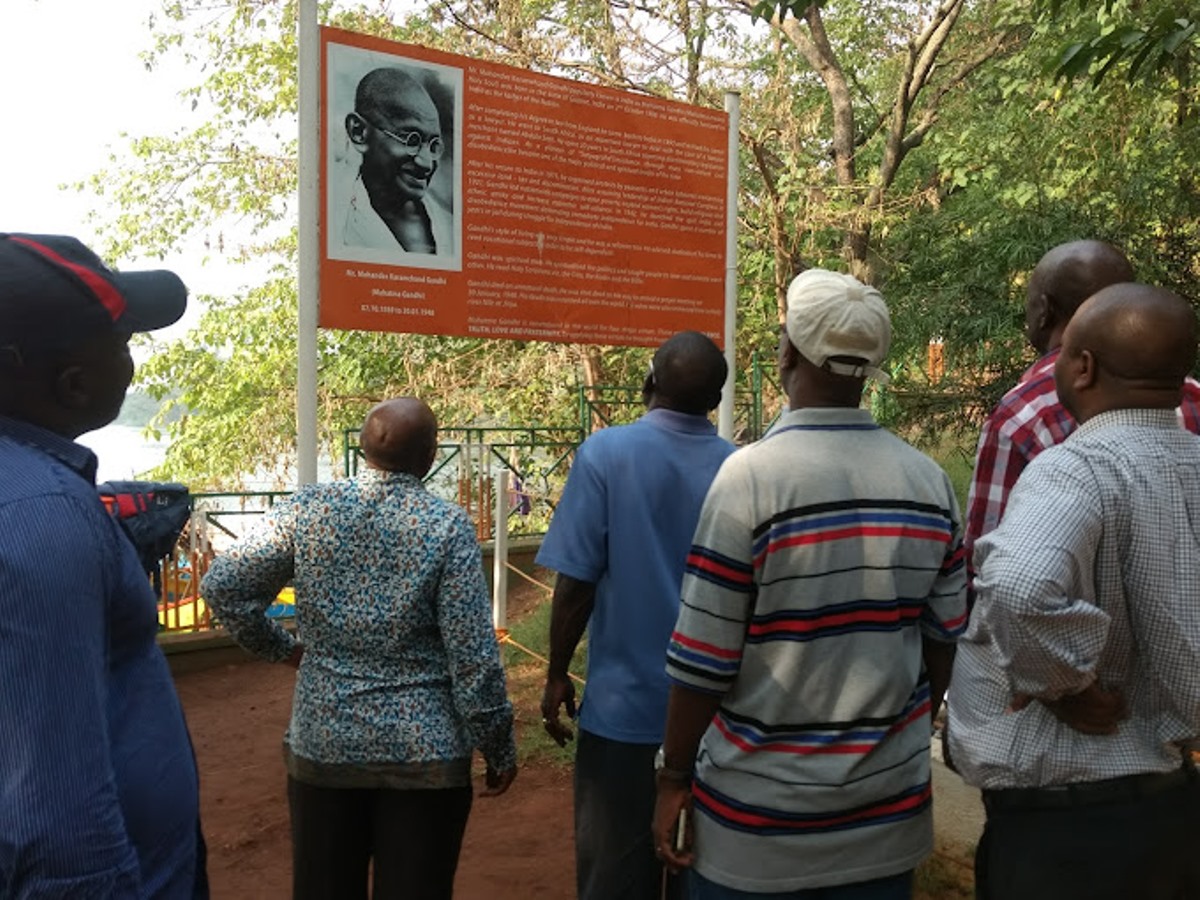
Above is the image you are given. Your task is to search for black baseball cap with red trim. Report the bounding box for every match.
[0,234,187,352]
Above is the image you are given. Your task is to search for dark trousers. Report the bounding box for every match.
[976,766,1200,900]
[575,729,679,900]
[193,817,210,899]
[687,869,913,899]
[287,776,472,900]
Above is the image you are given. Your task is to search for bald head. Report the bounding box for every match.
[1054,283,1197,422]
[1026,240,1134,354]
[355,67,438,124]
[347,68,442,209]
[646,331,727,415]
[359,398,438,477]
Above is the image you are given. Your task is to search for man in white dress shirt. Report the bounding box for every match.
[949,282,1200,900]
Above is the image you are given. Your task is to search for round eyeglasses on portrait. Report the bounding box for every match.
[356,113,444,158]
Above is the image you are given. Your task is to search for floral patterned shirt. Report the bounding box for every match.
[201,468,516,788]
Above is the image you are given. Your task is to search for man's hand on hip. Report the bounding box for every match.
[1011,682,1128,735]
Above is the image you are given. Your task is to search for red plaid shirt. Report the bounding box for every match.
[965,348,1200,591]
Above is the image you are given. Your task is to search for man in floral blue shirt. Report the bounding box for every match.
[202,397,516,900]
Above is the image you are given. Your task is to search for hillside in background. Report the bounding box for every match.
[115,391,161,428]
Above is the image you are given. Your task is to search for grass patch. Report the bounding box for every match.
[501,592,586,768]
[915,841,975,898]
[936,444,975,516]
[924,430,976,515]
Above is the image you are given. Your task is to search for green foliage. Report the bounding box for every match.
[1037,1,1198,95]
[137,272,302,487]
[500,585,584,766]
[871,4,1200,435]
[115,391,163,428]
[748,1,830,25]
[83,0,1200,489]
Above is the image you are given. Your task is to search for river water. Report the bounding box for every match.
[77,423,169,484]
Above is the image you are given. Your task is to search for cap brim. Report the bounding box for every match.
[111,270,188,333]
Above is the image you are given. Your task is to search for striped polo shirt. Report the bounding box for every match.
[666,406,968,892]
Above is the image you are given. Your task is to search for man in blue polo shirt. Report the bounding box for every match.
[538,330,735,900]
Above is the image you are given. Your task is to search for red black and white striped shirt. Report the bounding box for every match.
[666,407,967,892]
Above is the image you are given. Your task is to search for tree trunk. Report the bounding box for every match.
[580,345,608,431]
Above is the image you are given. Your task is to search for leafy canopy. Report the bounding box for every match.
[81,0,1200,484]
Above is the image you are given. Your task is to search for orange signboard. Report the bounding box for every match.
[320,27,729,348]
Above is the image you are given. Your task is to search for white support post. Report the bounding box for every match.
[718,91,741,442]
[492,468,509,632]
[297,0,320,485]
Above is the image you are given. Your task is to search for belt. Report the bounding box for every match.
[982,764,1196,814]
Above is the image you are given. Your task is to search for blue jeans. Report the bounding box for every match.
[575,729,678,900]
[687,868,913,900]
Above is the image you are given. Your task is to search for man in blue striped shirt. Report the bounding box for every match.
[654,270,967,898]
[0,234,206,898]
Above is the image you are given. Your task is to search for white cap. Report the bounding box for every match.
[785,268,891,382]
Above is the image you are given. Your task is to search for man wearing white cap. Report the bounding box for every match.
[0,235,208,897]
[653,269,968,898]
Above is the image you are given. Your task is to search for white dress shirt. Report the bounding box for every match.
[949,409,1200,788]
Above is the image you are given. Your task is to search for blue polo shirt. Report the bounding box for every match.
[536,409,734,743]
[0,416,201,898]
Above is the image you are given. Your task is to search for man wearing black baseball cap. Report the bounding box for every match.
[0,235,208,897]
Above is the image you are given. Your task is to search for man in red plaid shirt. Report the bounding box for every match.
[964,240,1200,595]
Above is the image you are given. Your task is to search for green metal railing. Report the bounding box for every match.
[190,490,292,540]
[578,361,779,445]
[158,365,785,635]
[342,425,586,540]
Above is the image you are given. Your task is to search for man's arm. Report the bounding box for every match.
[921,478,968,717]
[534,441,606,747]
[0,498,141,897]
[654,460,755,871]
[199,500,299,663]
[540,574,594,747]
[1010,684,1127,735]
[436,513,517,794]
[963,412,1015,595]
[653,684,724,872]
[923,637,956,721]
[975,459,1110,700]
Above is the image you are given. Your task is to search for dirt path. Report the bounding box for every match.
[178,659,575,899]
[177,570,973,898]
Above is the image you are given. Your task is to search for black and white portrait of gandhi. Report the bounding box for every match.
[326,42,462,271]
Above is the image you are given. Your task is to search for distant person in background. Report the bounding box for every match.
[963,239,1200,592]
[538,331,735,900]
[342,67,454,257]
[202,398,516,900]
[0,234,207,897]
[949,284,1200,900]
